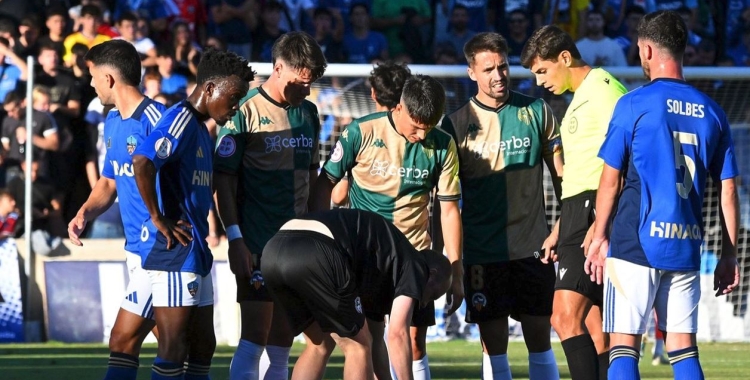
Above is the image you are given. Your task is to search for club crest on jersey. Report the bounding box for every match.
[330,141,344,163]
[355,296,363,314]
[517,108,531,125]
[187,280,199,297]
[217,135,236,157]
[568,117,578,134]
[155,137,172,159]
[472,293,487,311]
[251,270,264,290]
[126,135,137,154]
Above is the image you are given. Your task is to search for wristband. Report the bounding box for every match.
[226,224,243,241]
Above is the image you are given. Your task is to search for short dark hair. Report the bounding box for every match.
[195,48,255,85]
[20,14,41,29]
[38,41,58,54]
[117,11,139,25]
[80,4,103,19]
[46,5,68,20]
[637,10,687,58]
[156,45,174,58]
[313,7,332,19]
[4,91,23,105]
[586,8,605,20]
[84,40,142,87]
[264,0,284,12]
[625,5,646,17]
[369,61,411,109]
[272,31,327,82]
[401,75,445,127]
[0,36,9,48]
[0,19,16,36]
[349,2,369,15]
[520,25,581,68]
[464,32,509,66]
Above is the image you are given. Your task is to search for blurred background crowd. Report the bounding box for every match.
[0,0,746,247]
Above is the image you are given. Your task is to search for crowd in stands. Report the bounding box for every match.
[0,0,745,246]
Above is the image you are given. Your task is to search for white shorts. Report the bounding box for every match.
[121,251,155,319]
[603,258,700,334]
[146,269,214,308]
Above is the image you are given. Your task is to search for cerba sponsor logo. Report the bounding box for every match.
[473,135,531,159]
[264,134,315,153]
[369,159,429,184]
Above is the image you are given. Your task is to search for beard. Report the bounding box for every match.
[641,60,651,80]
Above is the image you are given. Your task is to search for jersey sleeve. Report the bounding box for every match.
[540,100,562,157]
[214,108,249,174]
[709,112,739,181]
[41,113,58,136]
[598,96,633,171]
[322,121,362,182]
[100,117,115,179]
[436,137,461,201]
[135,108,196,171]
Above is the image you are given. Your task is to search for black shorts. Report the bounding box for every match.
[464,257,555,323]
[262,230,365,338]
[235,254,273,303]
[556,190,603,306]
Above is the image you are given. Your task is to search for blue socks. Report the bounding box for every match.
[669,346,704,380]
[152,356,184,379]
[608,345,640,380]
[528,349,560,380]
[104,352,139,380]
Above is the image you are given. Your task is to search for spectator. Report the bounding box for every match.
[38,7,68,60]
[0,0,43,27]
[0,36,29,106]
[252,0,288,62]
[725,0,750,49]
[173,0,209,44]
[435,4,477,63]
[452,0,491,32]
[7,157,65,255]
[171,21,202,77]
[318,0,356,32]
[0,19,18,50]
[205,35,227,51]
[506,9,531,65]
[343,3,388,64]
[489,0,544,35]
[208,0,257,58]
[601,0,655,37]
[371,0,432,59]
[545,0,590,40]
[277,0,316,32]
[142,69,163,99]
[695,38,717,66]
[62,4,111,67]
[0,190,18,241]
[69,0,119,38]
[114,0,179,35]
[676,5,701,46]
[15,14,42,59]
[312,7,346,63]
[576,9,628,66]
[115,12,157,70]
[728,26,750,66]
[155,46,188,97]
[613,5,646,66]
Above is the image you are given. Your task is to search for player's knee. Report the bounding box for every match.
[550,310,577,334]
[189,332,216,360]
[108,328,140,355]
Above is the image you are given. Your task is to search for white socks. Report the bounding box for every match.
[412,355,431,380]
[230,339,263,380]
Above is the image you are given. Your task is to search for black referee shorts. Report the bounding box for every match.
[556,190,603,306]
[262,230,365,338]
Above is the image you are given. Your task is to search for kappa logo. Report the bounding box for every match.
[341,129,349,140]
[355,296,363,314]
[265,135,282,153]
[250,270,264,290]
[259,116,274,125]
[559,268,568,280]
[223,120,238,131]
[472,293,487,312]
[187,280,199,297]
[467,123,481,137]
[371,138,386,148]
[126,135,137,154]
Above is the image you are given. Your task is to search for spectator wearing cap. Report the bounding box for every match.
[63,5,111,67]
[343,3,388,64]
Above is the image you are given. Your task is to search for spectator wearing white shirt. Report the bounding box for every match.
[575,9,627,66]
[115,12,156,70]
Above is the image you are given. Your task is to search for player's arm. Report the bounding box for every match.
[68,176,117,246]
[387,295,416,380]
[33,118,60,151]
[541,100,564,262]
[715,177,740,296]
[312,122,361,212]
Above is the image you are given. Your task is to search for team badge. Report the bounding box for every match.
[251,270,264,290]
[217,135,236,157]
[330,141,344,163]
[568,117,578,134]
[187,280,199,297]
[472,293,487,312]
[155,137,172,159]
[126,135,137,154]
[354,296,363,314]
[517,108,531,125]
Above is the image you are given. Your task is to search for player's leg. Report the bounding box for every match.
[409,305,433,380]
[185,273,216,380]
[262,304,295,380]
[603,258,659,380]
[149,271,206,380]
[331,325,375,380]
[291,321,337,380]
[514,257,559,380]
[654,270,703,380]
[585,304,610,379]
[367,317,390,380]
[465,262,512,380]
[230,272,274,380]
[650,312,668,365]
[552,192,605,379]
[105,252,156,380]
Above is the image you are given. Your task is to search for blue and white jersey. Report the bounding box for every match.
[134,100,214,276]
[101,98,165,252]
[599,78,738,271]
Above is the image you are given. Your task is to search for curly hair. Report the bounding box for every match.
[369,61,411,110]
[196,48,255,85]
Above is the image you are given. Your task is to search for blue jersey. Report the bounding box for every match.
[134,100,214,276]
[599,79,738,271]
[101,98,165,252]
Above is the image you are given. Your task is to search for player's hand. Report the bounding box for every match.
[540,234,558,264]
[584,237,608,285]
[67,212,87,246]
[581,223,596,257]
[207,234,220,248]
[445,264,464,315]
[227,239,253,278]
[714,255,740,296]
[153,215,193,249]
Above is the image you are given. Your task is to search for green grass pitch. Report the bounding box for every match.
[1,340,748,379]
